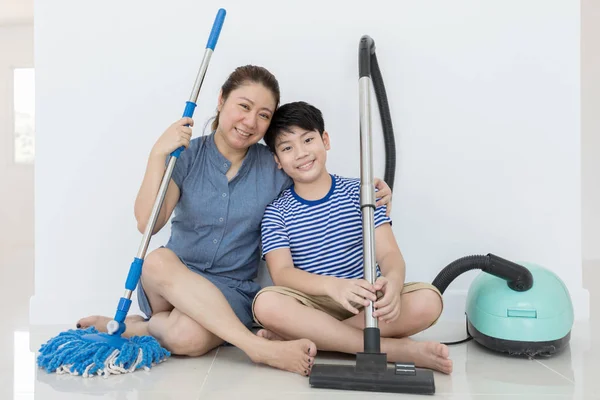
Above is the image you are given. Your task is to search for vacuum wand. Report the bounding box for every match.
[358,35,380,353]
[106,9,226,336]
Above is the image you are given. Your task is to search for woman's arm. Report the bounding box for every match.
[134,153,181,234]
[134,118,192,234]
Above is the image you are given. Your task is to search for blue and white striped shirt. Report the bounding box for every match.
[260,174,391,278]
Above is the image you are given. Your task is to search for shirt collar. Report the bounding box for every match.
[206,131,256,176]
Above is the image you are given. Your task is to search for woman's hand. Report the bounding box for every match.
[374,178,393,216]
[151,117,194,157]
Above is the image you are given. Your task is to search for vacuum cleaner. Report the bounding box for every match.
[433,256,574,357]
[309,34,574,395]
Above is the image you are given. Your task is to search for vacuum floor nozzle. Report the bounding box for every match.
[309,362,435,395]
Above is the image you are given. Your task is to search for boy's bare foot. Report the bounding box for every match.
[249,338,317,376]
[385,338,453,374]
[76,315,148,337]
[256,329,285,341]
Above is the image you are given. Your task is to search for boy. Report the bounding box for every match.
[252,101,452,374]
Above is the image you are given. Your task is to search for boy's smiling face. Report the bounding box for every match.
[273,126,331,184]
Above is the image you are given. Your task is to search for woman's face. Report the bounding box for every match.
[216,82,277,151]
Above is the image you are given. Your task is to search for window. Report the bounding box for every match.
[13,68,35,164]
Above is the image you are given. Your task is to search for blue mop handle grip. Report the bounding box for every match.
[170,101,197,158]
[112,257,145,325]
[207,8,226,50]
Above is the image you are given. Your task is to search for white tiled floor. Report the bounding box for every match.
[2,245,599,399]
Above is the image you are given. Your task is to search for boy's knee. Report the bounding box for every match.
[253,291,287,326]
[415,289,443,323]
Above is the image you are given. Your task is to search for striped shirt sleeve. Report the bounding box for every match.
[261,202,290,257]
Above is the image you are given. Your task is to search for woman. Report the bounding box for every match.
[77,65,392,376]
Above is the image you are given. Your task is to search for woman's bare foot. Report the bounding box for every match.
[249,338,317,376]
[76,315,148,337]
[256,329,285,341]
[384,338,453,374]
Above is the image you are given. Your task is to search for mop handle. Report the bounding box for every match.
[171,7,226,158]
[358,35,380,351]
[107,9,226,335]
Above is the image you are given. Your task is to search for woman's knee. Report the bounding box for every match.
[253,291,288,327]
[142,248,177,287]
[162,317,220,356]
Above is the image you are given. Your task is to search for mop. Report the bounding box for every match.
[36,8,227,378]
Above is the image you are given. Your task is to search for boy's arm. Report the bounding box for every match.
[261,200,377,314]
[265,248,335,297]
[370,200,405,323]
[260,203,335,296]
[374,222,406,288]
[265,249,377,314]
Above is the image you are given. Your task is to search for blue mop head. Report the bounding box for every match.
[36,327,171,378]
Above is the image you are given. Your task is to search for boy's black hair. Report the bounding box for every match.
[264,101,325,153]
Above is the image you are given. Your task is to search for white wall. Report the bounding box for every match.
[582,0,600,261]
[31,0,589,325]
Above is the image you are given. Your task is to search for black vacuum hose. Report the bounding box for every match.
[363,37,396,191]
[430,253,533,346]
[370,53,396,191]
[431,253,534,295]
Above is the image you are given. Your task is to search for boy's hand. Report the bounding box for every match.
[374,178,392,216]
[328,278,377,315]
[373,276,401,323]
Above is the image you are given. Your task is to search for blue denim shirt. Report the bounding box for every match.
[166,132,291,281]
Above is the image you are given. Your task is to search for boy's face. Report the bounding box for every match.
[273,126,331,184]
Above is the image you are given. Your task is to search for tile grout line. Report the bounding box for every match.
[533,358,575,384]
[199,347,220,393]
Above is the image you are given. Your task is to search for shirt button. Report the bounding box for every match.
[219,217,224,222]
[213,239,218,244]
[222,193,227,198]
[223,163,228,168]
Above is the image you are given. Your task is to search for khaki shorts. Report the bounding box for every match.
[252,281,443,327]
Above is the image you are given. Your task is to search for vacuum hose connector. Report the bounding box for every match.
[359,35,375,78]
[431,253,533,294]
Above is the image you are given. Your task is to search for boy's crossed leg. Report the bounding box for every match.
[252,283,452,374]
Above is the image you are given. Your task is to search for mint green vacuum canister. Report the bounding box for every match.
[432,254,574,356]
